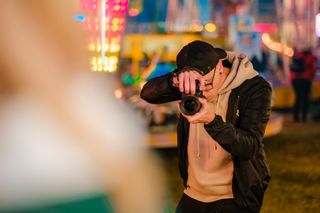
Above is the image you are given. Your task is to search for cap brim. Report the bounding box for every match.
[215,48,227,60]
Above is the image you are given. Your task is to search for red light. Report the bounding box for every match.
[128,8,140,16]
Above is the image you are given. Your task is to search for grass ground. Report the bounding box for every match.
[156,111,320,213]
[261,114,320,213]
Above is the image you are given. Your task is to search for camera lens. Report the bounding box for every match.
[184,99,198,112]
[179,80,203,115]
[180,95,201,115]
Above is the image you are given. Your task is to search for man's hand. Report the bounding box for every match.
[172,70,205,95]
[177,98,216,124]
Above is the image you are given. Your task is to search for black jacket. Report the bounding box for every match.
[140,72,272,213]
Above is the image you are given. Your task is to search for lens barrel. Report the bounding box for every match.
[180,95,201,115]
[179,80,203,115]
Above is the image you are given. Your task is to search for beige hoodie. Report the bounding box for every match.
[184,52,259,202]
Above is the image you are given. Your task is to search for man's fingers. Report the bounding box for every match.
[199,78,205,91]
[178,72,185,92]
[187,113,201,123]
[189,74,196,95]
[191,71,205,91]
[176,101,181,111]
[172,77,179,87]
[178,70,204,94]
[184,72,190,94]
[190,71,204,94]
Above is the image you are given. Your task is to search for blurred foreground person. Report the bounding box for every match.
[141,41,272,213]
[0,1,165,212]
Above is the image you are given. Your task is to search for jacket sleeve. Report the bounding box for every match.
[204,82,272,160]
[140,72,182,104]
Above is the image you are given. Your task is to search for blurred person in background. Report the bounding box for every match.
[0,1,165,212]
[290,48,317,122]
[141,40,272,213]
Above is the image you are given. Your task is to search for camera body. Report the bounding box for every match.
[179,80,204,115]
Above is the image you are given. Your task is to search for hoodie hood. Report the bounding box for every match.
[218,52,258,95]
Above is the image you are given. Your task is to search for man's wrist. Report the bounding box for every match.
[204,114,224,129]
[205,112,216,124]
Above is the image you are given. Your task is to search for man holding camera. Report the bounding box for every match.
[140,40,272,213]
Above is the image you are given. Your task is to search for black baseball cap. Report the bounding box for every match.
[176,40,227,75]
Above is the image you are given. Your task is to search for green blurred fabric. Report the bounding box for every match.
[5,194,114,213]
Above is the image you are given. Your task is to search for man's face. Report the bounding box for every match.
[202,61,223,102]
[203,67,215,90]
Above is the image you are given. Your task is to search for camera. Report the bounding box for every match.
[179,80,204,115]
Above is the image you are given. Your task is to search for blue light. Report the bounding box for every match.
[74,14,86,22]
